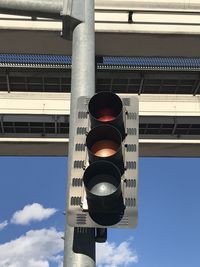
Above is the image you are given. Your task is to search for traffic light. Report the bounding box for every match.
[67,92,138,228]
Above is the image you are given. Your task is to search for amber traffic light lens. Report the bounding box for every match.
[91,140,118,157]
[86,125,124,174]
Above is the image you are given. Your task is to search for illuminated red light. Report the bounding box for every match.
[91,140,118,157]
[97,108,116,122]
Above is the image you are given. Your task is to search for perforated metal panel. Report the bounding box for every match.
[67,95,139,228]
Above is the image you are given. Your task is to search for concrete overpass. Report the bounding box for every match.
[1,0,200,57]
[0,1,200,157]
[0,65,199,157]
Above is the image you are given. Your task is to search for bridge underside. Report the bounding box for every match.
[0,30,200,58]
[0,27,200,157]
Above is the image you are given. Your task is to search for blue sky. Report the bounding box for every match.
[0,156,200,267]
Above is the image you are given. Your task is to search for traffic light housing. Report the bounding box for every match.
[67,92,138,228]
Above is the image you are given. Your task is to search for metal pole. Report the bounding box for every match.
[0,0,62,18]
[63,0,95,267]
[1,0,200,18]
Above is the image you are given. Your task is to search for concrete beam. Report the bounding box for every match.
[1,138,200,157]
[0,92,199,117]
[140,139,200,157]
[0,137,68,156]
[0,29,200,57]
[0,92,200,157]
[1,10,200,57]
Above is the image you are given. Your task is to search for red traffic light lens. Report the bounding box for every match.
[97,108,116,122]
[89,92,123,124]
[91,140,118,157]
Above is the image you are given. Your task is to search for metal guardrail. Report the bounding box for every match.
[1,0,200,16]
[1,54,200,71]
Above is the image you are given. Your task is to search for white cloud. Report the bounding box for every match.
[96,239,138,267]
[0,220,8,231]
[0,228,63,267]
[11,203,57,225]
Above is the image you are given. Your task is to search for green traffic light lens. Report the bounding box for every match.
[83,161,125,226]
[83,161,121,198]
[88,178,117,197]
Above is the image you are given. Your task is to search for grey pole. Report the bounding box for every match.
[63,0,96,267]
[0,0,62,18]
[0,0,95,265]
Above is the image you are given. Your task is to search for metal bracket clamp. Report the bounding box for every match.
[61,0,85,40]
[128,11,133,23]
[95,228,107,243]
